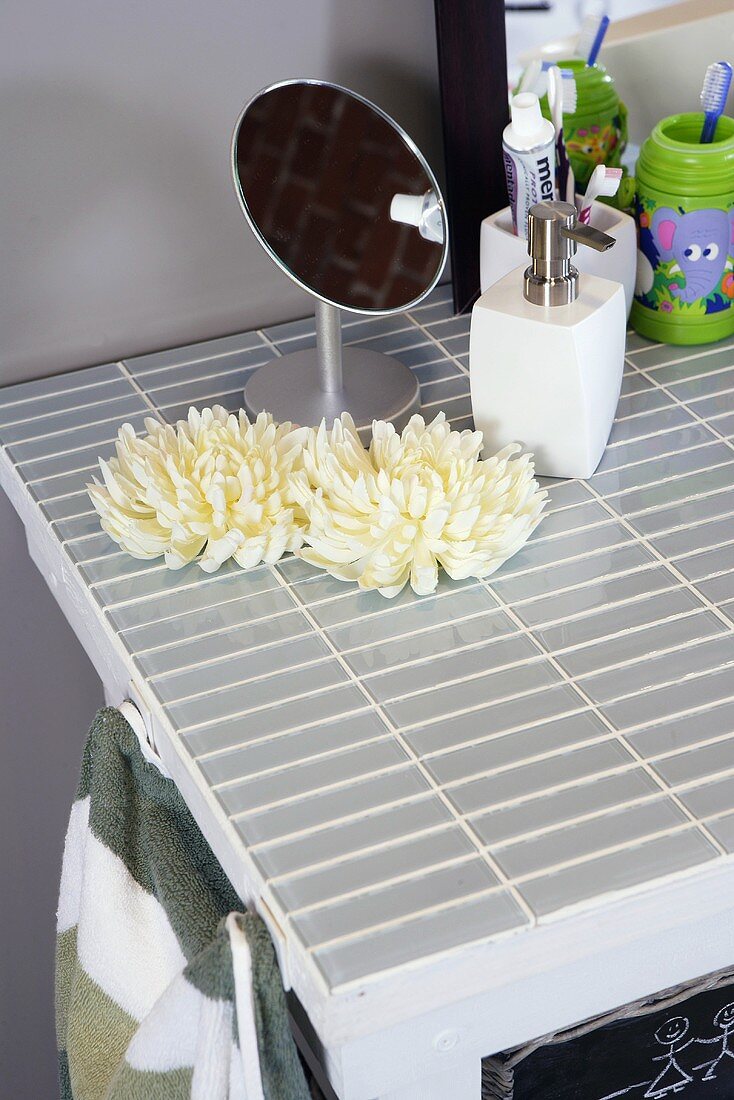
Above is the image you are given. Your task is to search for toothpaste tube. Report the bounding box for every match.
[502,92,556,239]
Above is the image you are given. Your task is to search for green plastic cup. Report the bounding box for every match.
[539,60,628,190]
[631,112,734,346]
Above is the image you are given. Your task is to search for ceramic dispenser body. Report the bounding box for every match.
[470,201,626,480]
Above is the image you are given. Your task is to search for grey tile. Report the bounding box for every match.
[234,767,430,845]
[125,330,267,374]
[579,634,734,706]
[134,609,310,678]
[490,544,654,606]
[80,554,165,587]
[471,768,660,847]
[604,665,734,731]
[29,466,98,503]
[366,630,536,704]
[633,489,734,538]
[615,389,672,419]
[121,586,297,655]
[689,391,734,421]
[0,363,122,408]
[251,796,453,880]
[19,441,125,484]
[676,772,734,823]
[134,347,272,391]
[713,412,734,437]
[705,813,734,852]
[313,889,527,987]
[520,828,716,917]
[558,611,725,679]
[606,406,693,448]
[52,512,108,543]
[497,798,688,879]
[0,377,134,429]
[95,559,270,609]
[697,571,734,604]
[151,634,330,704]
[157,390,244,424]
[529,500,609,542]
[629,700,734,761]
[7,414,150,464]
[346,607,518,677]
[408,684,586,761]
[183,683,369,758]
[146,365,259,407]
[272,825,474,912]
[108,567,279,628]
[197,710,392,787]
[447,740,635,816]
[494,522,634,580]
[427,711,609,786]
[674,544,734,583]
[516,565,677,630]
[40,493,94,523]
[543,481,593,512]
[218,739,409,816]
[590,443,730,498]
[386,654,560,729]
[608,464,734,518]
[594,424,718,474]
[642,341,734,382]
[323,584,493,649]
[0,393,148,446]
[294,857,496,948]
[420,375,469,405]
[169,658,349,730]
[653,738,734,787]
[652,514,734,560]
[670,366,734,403]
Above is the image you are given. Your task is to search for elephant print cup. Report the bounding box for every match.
[652,208,734,305]
[631,112,734,346]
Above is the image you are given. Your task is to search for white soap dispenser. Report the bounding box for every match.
[470,200,626,480]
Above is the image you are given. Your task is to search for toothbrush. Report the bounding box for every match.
[699,61,733,143]
[518,58,542,94]
[547,67,577,205]
[576,4,606,64]
[585,15,610,67]
[579,165,622,224]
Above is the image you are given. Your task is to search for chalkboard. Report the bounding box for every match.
[512,981,734,1099]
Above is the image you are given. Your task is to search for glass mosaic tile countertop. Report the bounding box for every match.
[2,285,734,1054]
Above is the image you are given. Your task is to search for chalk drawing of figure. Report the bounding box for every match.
[694,1002,734,1081]
[644,1018,694,1098]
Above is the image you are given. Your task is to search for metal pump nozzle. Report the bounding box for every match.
[524,200,615,307]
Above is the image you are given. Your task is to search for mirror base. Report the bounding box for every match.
[243,347,421,438]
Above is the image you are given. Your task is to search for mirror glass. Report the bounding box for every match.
[232,80,447,314]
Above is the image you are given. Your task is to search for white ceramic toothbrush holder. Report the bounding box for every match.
[480,200,637,318]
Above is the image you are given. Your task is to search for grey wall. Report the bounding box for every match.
[0,0,442,387]
[0,492,104,1095]
[0,1,442,1093]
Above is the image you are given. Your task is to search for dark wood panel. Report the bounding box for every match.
[434,0,509,314]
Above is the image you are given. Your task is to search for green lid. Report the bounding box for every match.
[637,113,734,199]
[539,60,620,124]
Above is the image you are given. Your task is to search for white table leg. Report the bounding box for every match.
[376,1058,481,1100]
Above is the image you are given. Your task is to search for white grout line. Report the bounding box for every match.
[263,559,537,924]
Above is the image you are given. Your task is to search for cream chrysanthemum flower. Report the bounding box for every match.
[294,412,546,598]
[88,406,307,572]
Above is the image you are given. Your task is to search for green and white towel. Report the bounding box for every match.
[56,706,311,1100]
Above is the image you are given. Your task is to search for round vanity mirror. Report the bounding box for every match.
[231,79,448,434]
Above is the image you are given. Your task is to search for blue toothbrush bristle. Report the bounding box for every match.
[701,61,733,113]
